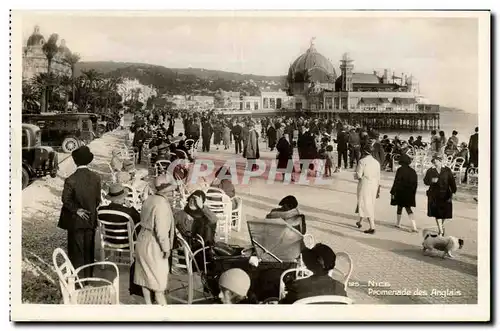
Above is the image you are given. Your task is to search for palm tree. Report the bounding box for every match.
[63,52,81,105]
[41,34,59,112]
[31,72,60,113]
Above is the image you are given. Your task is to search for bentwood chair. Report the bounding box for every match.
[328,251,354,290]
[167,231,211,304]
[278,268,313,300]
[204,188,232,243]
[97,210,136,266]
[52,248,120,305]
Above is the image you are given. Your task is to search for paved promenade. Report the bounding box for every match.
[21,119,478,305]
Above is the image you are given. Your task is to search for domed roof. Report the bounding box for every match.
[58,39,71,56]
[26,25,45,47]
[288,42,336,84]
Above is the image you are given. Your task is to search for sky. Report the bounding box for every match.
[19,12,479,113]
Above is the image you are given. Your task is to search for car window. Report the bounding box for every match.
[22,129,29,147]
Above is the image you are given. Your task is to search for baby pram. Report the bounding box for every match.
[206,218,305,302]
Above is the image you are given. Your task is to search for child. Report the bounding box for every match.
[324,145,335,177]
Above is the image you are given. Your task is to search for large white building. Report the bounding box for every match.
[117,78,157,105]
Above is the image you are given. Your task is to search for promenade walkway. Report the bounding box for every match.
[21,119,478,305]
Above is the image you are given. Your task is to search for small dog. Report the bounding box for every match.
[422,229,464,258]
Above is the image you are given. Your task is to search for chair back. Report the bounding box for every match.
[122,183,140,210]
[52,248,78,304]
[155,159,171,177]
[100,189,111,206]
[97,210,135,265]
[328,251,353,289]
[278,267,313,300]
[204,189,232,243]
[467,167,479,186]
[170,231,194,276]
[293,295,353,305]
[176,150,189,160]
[451,157,465,172]
[107,163,117,183]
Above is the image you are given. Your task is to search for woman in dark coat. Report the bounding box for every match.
[267,123,277,151]
[276,133,294,182]
[423,155,457,236]
[390,154,418,232]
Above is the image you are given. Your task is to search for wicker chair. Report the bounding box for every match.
[52,248,120,305]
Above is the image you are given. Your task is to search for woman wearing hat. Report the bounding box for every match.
[266,195,303,234]
[390,154,419,232]
[218,268,252,304]
[134,173,177,305]
[174,190,218,248]
[354,143,381,234]
[423,155,457,236]
[280,244,347,304]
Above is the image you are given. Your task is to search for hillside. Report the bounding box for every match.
[75,61,287,96]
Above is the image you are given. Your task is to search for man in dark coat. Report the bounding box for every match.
[297,125,317,171]
[132,121,149,164]
[280,244,347,304]
[468,127,478,167]
[232,121,243,155]
[348,128,361,168]
[267,123,277,151]
[58,146,101,277]
[201,120,213,152]
[336,127,349,170]
[369,131,385,169]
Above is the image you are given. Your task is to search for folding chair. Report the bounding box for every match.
[52,248,120,304]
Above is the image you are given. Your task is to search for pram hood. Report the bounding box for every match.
[247,218,303,263]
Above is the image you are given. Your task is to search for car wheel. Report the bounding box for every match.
[22,167,29,189]
[61,137,79,153]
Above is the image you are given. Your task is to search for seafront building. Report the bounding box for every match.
[22,25,72,80]
[211,41,441,130]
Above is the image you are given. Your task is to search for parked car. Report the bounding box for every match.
[21,113,99,153]
[22,123,59,189]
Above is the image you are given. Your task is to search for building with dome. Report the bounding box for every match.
[283,40,440,130]
[22,25,72,81]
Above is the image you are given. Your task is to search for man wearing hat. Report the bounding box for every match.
[97,183,141,244]
[58,146,101,277]
[132,121,149,165]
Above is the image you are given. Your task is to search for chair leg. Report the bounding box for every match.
[188,274,194,304]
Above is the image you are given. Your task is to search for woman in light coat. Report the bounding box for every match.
[243,122,260,171]
[134,173,177,305]
[355,144,381,234]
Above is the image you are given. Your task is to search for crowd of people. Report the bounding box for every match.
[56,107,478,305]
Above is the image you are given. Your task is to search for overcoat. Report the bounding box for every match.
[423,166,457,219]
[390,164,418,207]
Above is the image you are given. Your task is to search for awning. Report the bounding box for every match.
[379,98,390,103]
[392,97,416,105]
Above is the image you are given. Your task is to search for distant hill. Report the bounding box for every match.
[74,61,287,96]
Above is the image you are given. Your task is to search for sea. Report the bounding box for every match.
[374,110,478,144]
